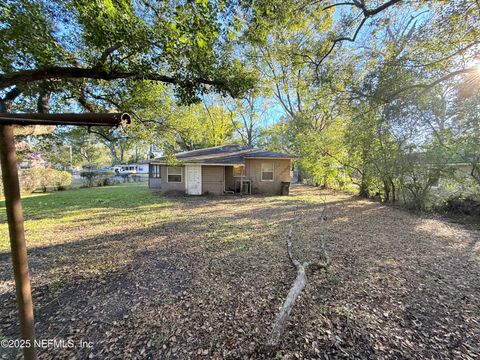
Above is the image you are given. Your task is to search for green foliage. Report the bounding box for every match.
[0,0,255,102]
[5,168,74,194]
[53,170,73,190]
[80,169,115,188]
[160,102,236,152]
[164,153,182,166]
[38,127,112,168]
[2,0,478,217]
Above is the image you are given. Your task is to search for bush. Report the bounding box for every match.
[55,171,73,190]
[9,168,74,194]
[19,170,37,193]
[80,170,100,187]
[443,196,480,216]
[102,176,119,186]
[80,170,116,188]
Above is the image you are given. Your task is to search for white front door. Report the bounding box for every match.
[185,165,202,195]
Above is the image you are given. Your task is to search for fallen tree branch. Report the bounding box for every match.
[266,206,331,350]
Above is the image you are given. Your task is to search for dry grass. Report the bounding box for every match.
[0,183,479,359]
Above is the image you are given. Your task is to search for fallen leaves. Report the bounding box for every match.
[0,185,479,359]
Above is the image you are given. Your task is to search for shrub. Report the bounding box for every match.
[11,168,73,194]
[54,171,73,190]
[102,176,118,186]
[443,196,480,216]
[80,170,116,188]
[19,170,37,193]
[80,171,99,188]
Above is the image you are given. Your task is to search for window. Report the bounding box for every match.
[261,162,274,181]
[232,165,244,177]
[150,164,161,178]
[167,166,182,182]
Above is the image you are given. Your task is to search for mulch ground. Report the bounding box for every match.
[1,185,479,359]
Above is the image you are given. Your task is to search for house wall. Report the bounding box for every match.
[151,165,185,194]
[245,159,291,195]
[149,177,161,188]
[148,159,293,195]
[202,166,224,195]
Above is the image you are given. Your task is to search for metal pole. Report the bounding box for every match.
[0,124,37,360]
[0,112,131,126]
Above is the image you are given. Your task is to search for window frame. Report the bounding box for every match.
[261,162,274,181]
[167,166,182,183]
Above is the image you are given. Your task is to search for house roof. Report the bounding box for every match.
[150,145,297,165]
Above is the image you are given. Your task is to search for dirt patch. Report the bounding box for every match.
[0,185,479,359]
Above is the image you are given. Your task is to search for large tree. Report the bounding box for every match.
[0,0,255,106]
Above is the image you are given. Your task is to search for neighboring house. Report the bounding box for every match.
[148,145,297,195]
[112,162,149,175]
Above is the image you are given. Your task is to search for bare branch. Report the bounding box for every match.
[322,2,357,11]
[315,0,402,67]
[266,206,331,350]
[316,15,367,69]
[387,67,478,99]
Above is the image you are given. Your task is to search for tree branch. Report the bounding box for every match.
[37,85,51,114]
[387,67,478,99]
[315,0,402,67]
[0,87,22,112]
[266,207,331,351]
[0,67,227,92]
[97,44,123,67]
[317,15,367,68]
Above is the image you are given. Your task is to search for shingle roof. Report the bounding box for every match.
[150,145,297,165]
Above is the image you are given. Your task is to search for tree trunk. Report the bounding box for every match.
[383,180,390,202]
[391,180,396,203]
[359,178,369,198]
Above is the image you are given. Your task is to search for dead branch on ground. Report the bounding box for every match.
[266,206,331,350]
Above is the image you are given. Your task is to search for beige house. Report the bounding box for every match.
[148,145,297,195]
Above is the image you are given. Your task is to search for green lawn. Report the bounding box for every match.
[0,183,172,252]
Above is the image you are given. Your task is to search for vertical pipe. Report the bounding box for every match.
[240,173,244,195]
[0,124,37,360]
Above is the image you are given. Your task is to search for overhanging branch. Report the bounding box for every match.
[315,0,403,67]
[0,67,227,92]
[387,67,478,99]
